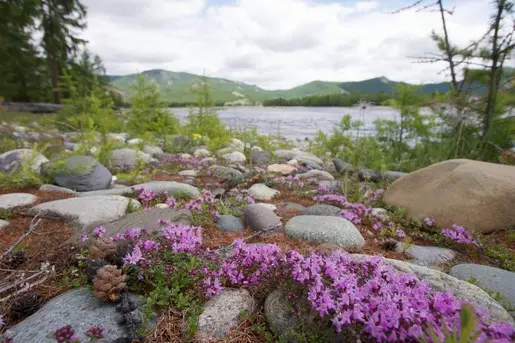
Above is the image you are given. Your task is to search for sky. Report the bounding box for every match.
[81,0,492,90]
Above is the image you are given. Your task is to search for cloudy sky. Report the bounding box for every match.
[81,0,492,89]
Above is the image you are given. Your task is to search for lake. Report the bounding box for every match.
[168,106,432,141]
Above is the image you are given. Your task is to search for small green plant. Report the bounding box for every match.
[0,208,14,220]
[421,303,482,343]
[0,145,48,190]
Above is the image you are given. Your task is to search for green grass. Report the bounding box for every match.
[1,111,58,126]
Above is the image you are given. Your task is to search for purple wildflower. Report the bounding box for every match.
[53,325,80,343]
[80,234,89,242]
[85,326,104,340]
[442,224,477,245]
[424,217,437,227]
[91,226,105,238]
[123,245,143,265]
[396,229,406,238]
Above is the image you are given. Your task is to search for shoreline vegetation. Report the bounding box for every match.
[1,0,515,343]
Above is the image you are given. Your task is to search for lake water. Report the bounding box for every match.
[168,106,431,141]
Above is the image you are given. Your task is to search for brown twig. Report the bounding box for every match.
[2,215,42,258]
[0,275,50,302]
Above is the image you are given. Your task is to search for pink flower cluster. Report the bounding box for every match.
[184,189,220,219]
[132,186,167,207]
[364,188,385,205]
[201,239,283,296]
[160,223,202,253]
[442,224,477,245]
[166,155,204,169]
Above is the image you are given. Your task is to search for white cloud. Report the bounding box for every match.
[82,0,495,89]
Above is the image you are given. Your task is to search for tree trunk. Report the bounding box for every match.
[48,56,60,104]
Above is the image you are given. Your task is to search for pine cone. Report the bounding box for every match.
[9,290,42,320]
[85,259,107,283]
[92,265,126,302]
[3,250,28,269]
[90,237,117,260]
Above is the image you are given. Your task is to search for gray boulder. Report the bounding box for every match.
[0,193,38,209]
[396,243,457,269]
[248,183,280,201]
[39,184,79,195]
[301,204,342,216]
[143,145,163,156]
[8,288,152,343]
[217,215,244,233]
[297,170,334,181]
[243,204,282,232]
[333,159,353,173]
[196,288,255,342]
[43,155,112,192]
[264,289,296,339]
[107,148,152,170]
[211,165,244,185]
[0,220,9,229]
[383,170,408,182]
[28,195,131,231]
[0,149,49,175]
[450,264,515,311]
[251,150,271,165]
[285,216,365,249]
[79,181,200,198]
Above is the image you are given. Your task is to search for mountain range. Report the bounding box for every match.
[107,69,452,104]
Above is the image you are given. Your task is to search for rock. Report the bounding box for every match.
[8,288,151,343]
[264,289,296,339]
[193,148,211,158]
[99,208,193,239]
[383,170,408,182]
[211,165,243,183]
[383,159,515,233]
[201,157,216,165]
[108,133,128,142]
[248,183,280,201]
[358,169,382,182]
[255,203,277,212]
[333,159,353,173]
[28,195,130,231]
[217,215,244,233]
[243,204,282,232]
[274,150,323,165]
[284,202,306,212]
[294,155,322,169]
[0,149,49,175]
[297,170,334,181]
[396,244,457,269]
[196,288,255,342]
[450,264,515,310]
[43,155,112,192]
[0,193,38,209]
[0,220,9,229]
[251,150,271,165]
[180,153,192,159]
[267,164,297,176]
[223,151,246,164]
[285,216,365,249]
[107,148,152,170]
[39,184,78,195]
[351,254,514,324]
[143,145,163,156]
[179,170,198,178]
[127,138,143,145]
[79,181,200,198]
[301,204,342,216]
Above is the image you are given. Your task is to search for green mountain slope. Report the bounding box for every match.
[107,69,452,104]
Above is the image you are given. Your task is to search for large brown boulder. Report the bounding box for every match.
[383,159,515,233]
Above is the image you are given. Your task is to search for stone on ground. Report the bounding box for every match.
[0,193,38,209]
[223,151,246,164]
[383,170,408,182]
[358,169,382,182]
[243,204,282,232]
[8,288,151,343]
[285,216,365,248]
[0,220,9,229]
[196,288,255,342]
[395,243,457,269]
[267,164,297,175]
[302,204,342,216]
[0,149,49,175]
[254,203,277,212]
[193,148,211,158]
[383,159,515,233]
[274,150,323,165]
[143,145,163,156]
[43,155,112,192]
[297,169,334,181]
[28,195,130,231]
[371,208,389,221]
[333,159,353,173]
[79,181,200,198]
[107,148,152,170]
[251,150,271,165]
[264,289,296,339]
[248,183,280,201]
[283,202,306,212]
[217,215,244,233]
[39,184,78,195]
[351,254,514,324]
[450,264,515,310]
